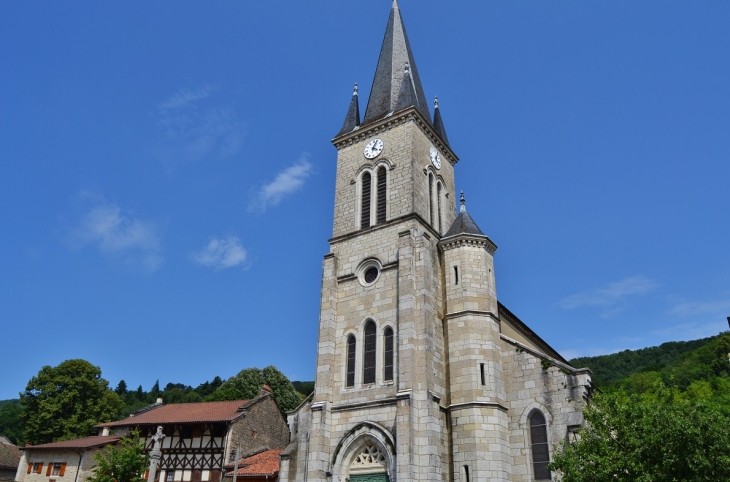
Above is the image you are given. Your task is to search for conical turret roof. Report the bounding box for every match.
[363,0,431,124]
[337,84,361,136]
[443,192,485,238]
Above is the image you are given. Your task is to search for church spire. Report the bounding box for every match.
[363,0,431,124]
[432,97,450,147]
[337,83,361,136]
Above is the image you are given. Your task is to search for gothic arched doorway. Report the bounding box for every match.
[348,443,389,482]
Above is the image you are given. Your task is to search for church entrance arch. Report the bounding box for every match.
[330,422,395,482]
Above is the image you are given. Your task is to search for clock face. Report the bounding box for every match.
[364,138,384,159]
[429,147,441,169]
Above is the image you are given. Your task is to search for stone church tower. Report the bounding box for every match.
[279,2,592,482]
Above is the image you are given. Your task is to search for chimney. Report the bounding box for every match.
[260,385,272,397]
[156,398,163,404]
[102,428,110,436]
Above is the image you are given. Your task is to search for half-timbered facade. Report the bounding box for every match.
[97,388,289,482]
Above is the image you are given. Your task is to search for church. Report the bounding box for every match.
[279,2,592,481]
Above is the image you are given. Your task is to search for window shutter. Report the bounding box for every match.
[27,464,32,474]
[46,463,53,476]
[37,463,44,474]
[60,463,66,476]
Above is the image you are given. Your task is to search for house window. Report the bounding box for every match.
[363,321,377,384]
[167,471,174,482]
[29,463,43,474]
[454,266,459,285]
[361,172,371,229]
[384,327,394,382]
[480,363,486,386]
[346,335,356,388]
[530,411,551,480]
[428,174,434,226]
[51,463,65,476]
[376,166,387,224]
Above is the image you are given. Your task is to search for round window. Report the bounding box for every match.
[364,267,379,284]
[357,259,383,287]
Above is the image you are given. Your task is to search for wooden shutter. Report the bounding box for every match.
[59,463,66,477]
[46,463,53,476]
[27,463,32,474]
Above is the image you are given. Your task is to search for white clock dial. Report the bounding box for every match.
[364,138,384,159]
[429,147,441,169]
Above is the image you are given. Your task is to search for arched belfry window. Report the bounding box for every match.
[428,174,434,226]
[529,411,551,480]
[436,182,443,234]
[363,321,377,384]
[384,327,394,382]
[361,172,372,229]
[346,335,356,388]
[376,166,387,224]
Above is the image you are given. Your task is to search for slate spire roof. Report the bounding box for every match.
[337,83,360,136]
[363,0,431,124]
[432,97,450,147]
[443,192,486,238]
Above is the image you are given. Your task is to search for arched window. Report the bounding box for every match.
[437,182,443,234]
[529,411,551,480]
[361,172,371,229]
[363,321,377,384]
[376,166,387,224]
[428,174,434,226]
[346,335,356,388]
[383,327,394,382]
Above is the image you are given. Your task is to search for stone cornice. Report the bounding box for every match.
[443,310,500,324]
[446,401,509,413]
[330,396,399,412]
[329,212,441,245]
[439,233,498,255]
[331,106,459,166]
[499,334,589,375]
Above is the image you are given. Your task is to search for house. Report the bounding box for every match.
[95,387,289,482]
[16,436,122,482]
[223,449,282,482]
[280,2,592,481]
[0,436,20,482]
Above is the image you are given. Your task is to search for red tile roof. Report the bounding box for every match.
[226,449,282,477]
[0,442,21,469]
[97,400,250,428]
[23,436,122,450]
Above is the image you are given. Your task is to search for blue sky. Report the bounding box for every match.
[1,1,729,400]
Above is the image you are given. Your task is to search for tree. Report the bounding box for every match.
[115,380,128,395]
[550,385,730,481]
[21,359,124,444]
[87,431,149,482]
[207,366,302,413]
[0,401,24,444]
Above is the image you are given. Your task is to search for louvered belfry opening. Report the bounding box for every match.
[530,411,551,480]
[384,327,394,381]
[346,335,356,387]
[361,172,372,229]
[363,321,377,384]
[437,182,442,234]
[376,166,387,224]
[428,174,434,226]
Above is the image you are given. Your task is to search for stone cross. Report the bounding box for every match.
[146,426,165,482]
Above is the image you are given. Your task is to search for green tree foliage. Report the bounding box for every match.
[207,366,302,413]
[21,359,124,444]
[86,431,149,482]
[0,400,24,444]
[292,381,315,397]
[115,381,128,396]
[550,386,730,481]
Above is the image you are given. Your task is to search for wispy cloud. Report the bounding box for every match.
[654,320,728,340]
[669,299,730,317]
[156,85,245,164]
[557,275,659,317]
[192,236,247,270]
[248,154,313,213]
[70,201,162,272]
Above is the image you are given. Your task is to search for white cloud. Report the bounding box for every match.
[192,236,247,270]
[248,155,313,213]
[669,299,730,317]
[71,202,162,272]
[156,85,245,164]
[557,275,659,317]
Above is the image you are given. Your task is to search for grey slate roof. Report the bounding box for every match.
[337,84,360,136]
[432,98,450,147]
[0,441,20,470]
[363,0,431,124]
[443,210,485,238]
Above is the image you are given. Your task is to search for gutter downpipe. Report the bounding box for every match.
[73,450,84,482]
